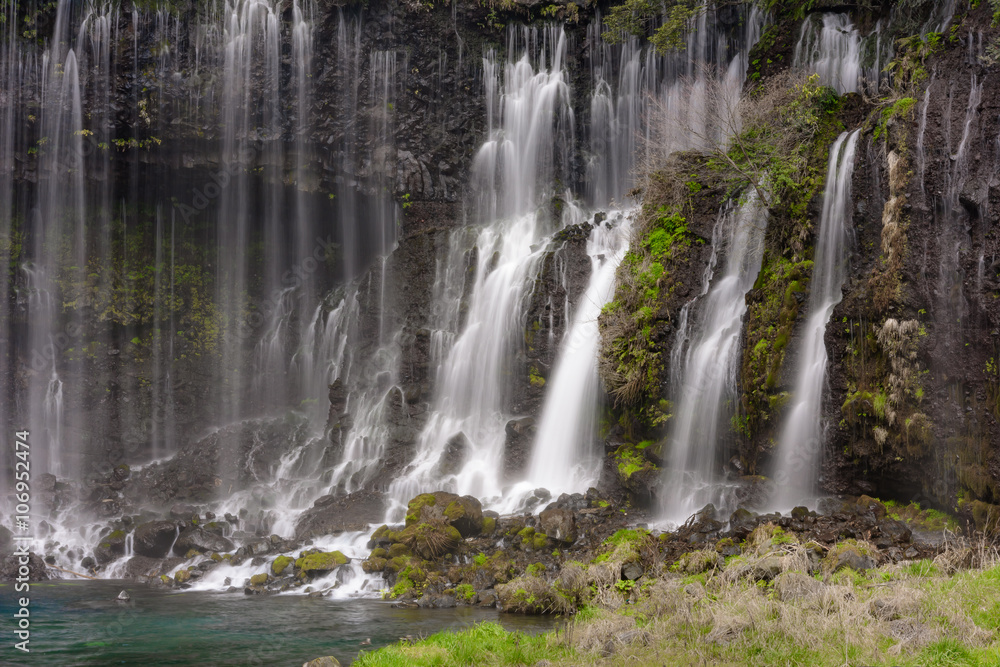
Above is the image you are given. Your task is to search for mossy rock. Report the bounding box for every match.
[294,551,349,575]
[399,521,462,560]
[271,555,293,576]
[174,569,192,584]
[516,526,549,551]
[388,542,410,558]
[675,549,722,575]
[482,516,496,535]
[249,573,269,586]
[370,547,388,559]
[210,553,224,563]
[385,556,411,574]
[362,557,388,573]
[496,575,575,615]
[404,492,483,537]
[823,539,877,573]
[369,524,397,547]
[854,495,887,519]
[405,493,440,526]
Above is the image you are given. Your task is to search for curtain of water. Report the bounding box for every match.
[771,129,861,509]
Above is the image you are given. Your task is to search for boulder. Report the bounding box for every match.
[405,492,482,537]
[173,527,235,555]
[133,521,179,558]
[294,490,386,538]
[824,540,877,573]
[434,433,470,477]
[295,551,349,575]
[122,555,186,580]
[538,507,576,544]
[0,525,12,556]
[95,530,130,564]
[728,508,759,538]
[303,658,342,667]
[0,552,49,581]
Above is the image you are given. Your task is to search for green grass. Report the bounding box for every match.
[353,621,569,666]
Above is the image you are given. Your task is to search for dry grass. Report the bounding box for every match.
[545,538,1000,667]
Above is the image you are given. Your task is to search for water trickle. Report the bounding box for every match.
[661,193,768,523]
[771,129,861,509]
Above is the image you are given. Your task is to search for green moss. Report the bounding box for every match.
[528,366,546,387]
[405,493,438,526]
[294,551,348,574]
[481,517,496,534]
[249,573,269,586]
[526,562,545,577]
[614,443,656,481]
[271,555,293,576]
[107,530,127,540]
[388,542,410,558]
[883,499,960,532]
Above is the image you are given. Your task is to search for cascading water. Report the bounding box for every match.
[794,13,862,94]
[512,211,634,501]
[770,129,861,509]
[386,26,575,514]
[661,194,768,523]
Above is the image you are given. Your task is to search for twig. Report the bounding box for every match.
[47,564,100,580]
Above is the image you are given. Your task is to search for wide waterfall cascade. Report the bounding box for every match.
[771,129,861,510]
[661,193,768,525]
[497,209,635,513]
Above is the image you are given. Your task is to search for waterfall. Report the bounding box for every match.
[515,211,634,502]
[661,194,768,523]
[794,13,862,94]
[385,26,574,515]
[771,129,861,509]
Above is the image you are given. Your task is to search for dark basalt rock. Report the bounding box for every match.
[133,521,180,559]
[0,552,49,582]
[295,490,387,539]
[173,527,235,555]
[538,507,576,544]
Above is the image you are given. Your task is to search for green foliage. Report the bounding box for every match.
[453,583,475,602]
[603,0,701,54]
[886,32,943,88]
[874,97,916,140]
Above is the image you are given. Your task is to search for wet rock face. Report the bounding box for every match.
[173,527,235,556]
[99,415,312,513]
[0,552,50,582]
[294,490,387,539]
[133,521,180,559]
